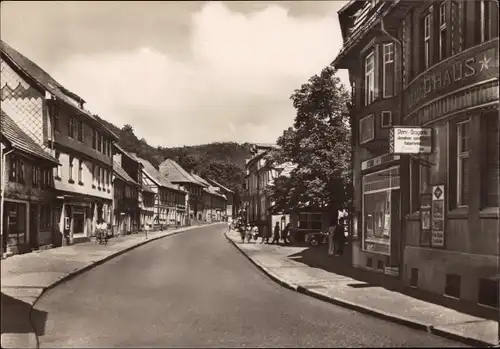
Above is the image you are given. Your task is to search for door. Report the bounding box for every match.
[390,189,401,267]
[52,206,62,247]
[29,204,39,250]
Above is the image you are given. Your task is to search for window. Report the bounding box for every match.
[297,213,323,230]
[9,156,25,184]
[69,156,74,182]
[381,111,392,128]
[478,278,499,308]
[68,117,75,138]
[54,114,60,133]
[383,43,394,97]
[32,165,40,187]
[480,0,491,43]
[54,151,61,178]
[92,164,96,186]
[364,51,375,105]
[78,120,84,142]
[457,121,470,206]
[359,114,375,144]
[482,113,499,207]
[78,159,83,183]
[439,2,447,61]
[42,169,51,188]
[362,167,400,255]
[97,132,101,152]
[423,12,432,69]
[103,139,107,155]
[100,135,104,153]
[40,205,52,230]
[92,129,97,149]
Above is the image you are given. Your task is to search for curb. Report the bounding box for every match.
[19,224,222,349]
[224,232,494,348]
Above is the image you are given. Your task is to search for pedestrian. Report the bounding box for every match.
[246,223,253,243]
[327,217,336,256]
[261,224,269,244]
[272,222,280,244]
[281,222,290,244]
[334,218,346,256]
[228,216,233,231]
[239,222,246,243]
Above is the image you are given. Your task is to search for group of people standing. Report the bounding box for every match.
[232,220,291,245]
[327,217,346,256]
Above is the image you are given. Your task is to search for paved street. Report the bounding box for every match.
[32,225,467,348]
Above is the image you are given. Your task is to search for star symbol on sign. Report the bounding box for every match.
[479,54,491,72]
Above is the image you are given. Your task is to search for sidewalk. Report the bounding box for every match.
[1,223,223,349]
[225,230,498,347]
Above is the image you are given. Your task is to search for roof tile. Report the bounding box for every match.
[137,158,185,192]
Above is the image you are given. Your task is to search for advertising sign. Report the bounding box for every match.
[390,127,433,154]
[431,185,445,247]
[420,193,432,247]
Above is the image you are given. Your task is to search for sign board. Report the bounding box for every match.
[390,127,432,154]
[384,267,400,277]
[420,193,432,247]
[431,185,445,247]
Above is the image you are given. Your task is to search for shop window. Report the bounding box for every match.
[5,202,27,246]
[359,114,375,144]
[364,50,376,106]
[410,268,419,287]
[478,278,499,308]
[73,213,85,235]
[381,111,392,128]
[438,2,448,61]
[457,121,470,206]
[40,205,52,230]
[362,167,400,254]
[297,212,322,230]
[422,10,432,70]
[382,43,394,98]
[482,113,499,207]
[444,274,461,298]
[410,159,420,212]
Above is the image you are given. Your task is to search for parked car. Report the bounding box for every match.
[305,231,329,246]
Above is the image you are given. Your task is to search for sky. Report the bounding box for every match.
[1,1,349,147]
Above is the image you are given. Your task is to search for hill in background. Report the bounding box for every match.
[96,116,253,200]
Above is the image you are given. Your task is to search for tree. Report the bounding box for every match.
[266,65,352,214]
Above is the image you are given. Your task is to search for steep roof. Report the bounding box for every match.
[158,158,204,186]
[1,109,59,165]
[206,178,234,194]
[113,161,139,186]
[190,173,210,187]
[114,143,142,165]
[204,186,226,200]
[137,157,185,193]
[0,40,118,141]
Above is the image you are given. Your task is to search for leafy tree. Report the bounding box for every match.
[266,65,352,214]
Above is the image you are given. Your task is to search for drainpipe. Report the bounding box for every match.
[380,19,407,280]
[1,148,14,257]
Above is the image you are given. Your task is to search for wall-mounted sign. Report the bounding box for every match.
[390,127,432,154]
[419,193,432,247]
[431,185,445,248]
[406,45,498,113]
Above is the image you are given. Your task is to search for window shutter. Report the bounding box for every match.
[374,44,380,99]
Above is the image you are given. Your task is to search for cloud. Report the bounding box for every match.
[47,2,349,147]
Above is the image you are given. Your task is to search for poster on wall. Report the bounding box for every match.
[420,193,432,246]
[431,185,445,247]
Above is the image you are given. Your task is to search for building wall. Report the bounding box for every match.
[400,0,499,304]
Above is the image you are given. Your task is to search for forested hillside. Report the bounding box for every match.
[95,116,252,198]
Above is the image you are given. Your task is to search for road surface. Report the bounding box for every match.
[33,224,468,348]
